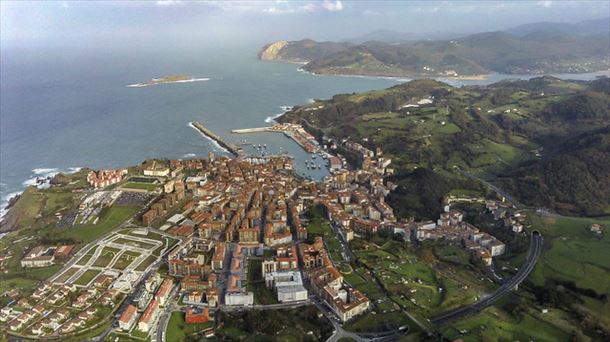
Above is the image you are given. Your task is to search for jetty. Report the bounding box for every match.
[231,127,273,134]
[190,121,243,158]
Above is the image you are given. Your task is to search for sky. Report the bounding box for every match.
[1,1,609,50]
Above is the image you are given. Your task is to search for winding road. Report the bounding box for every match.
[431,231,543,325]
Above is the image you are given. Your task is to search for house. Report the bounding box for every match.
[143,161,170,177]
[119,304,138,331]
[590,224,604,235]
[185,307,210,324]
[20,246,55,268]
[155,278,173,306]
[137,300,159,332]
[87,169,127,188]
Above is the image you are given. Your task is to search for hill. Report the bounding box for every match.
[259,19,609,77]
[258,39,351,63]
[508,17,610,37]
[278,76,610,218]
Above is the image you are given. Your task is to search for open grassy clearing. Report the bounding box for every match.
[74,269,101,286]
[92,246,121,267]
[54,267,80,283]
[111,251,142,270]
[134,255,157,272]
[441,305,571,342]
[246,259,278,305]
[58,205,139,243]
[121,182,159,191]
[75,246,99,265]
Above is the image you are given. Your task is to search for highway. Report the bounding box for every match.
[431,231,543,325]
[454,167,524,209]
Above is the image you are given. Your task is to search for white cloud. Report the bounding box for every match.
[60,1,69,9]
[156,0,182,6]
[322,0,343,12]
[537,1,553,8]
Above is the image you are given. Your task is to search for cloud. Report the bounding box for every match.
[322,0,343,12]
[537,1,553,8]
[60,1,69,9]
[156,0,182,6]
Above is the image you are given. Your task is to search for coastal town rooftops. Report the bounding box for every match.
[119,305,137,324]
[139,300,159,324]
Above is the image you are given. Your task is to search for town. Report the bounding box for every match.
[0,126,525,341]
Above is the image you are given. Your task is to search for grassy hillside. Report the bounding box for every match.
[279,76,609,218]
[261,30,609,77]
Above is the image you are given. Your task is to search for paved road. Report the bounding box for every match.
[454,167,523,209]
[431,231,543,325]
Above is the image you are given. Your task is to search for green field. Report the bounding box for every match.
[121,182,159,191]
[0,265,62,294]
[350,239,489,319]
[135,255,158,272]
[59,206,139,243]
[74,269,101,286]
[111,251,141,270]
[93,246,121,267]
[528,213,610,293]
[76,246,99,265]
[440,213,610,341]
[166,311,213,342]
[246,259,278,305]
[306,206,344,262]
[216,306,333,341]
[54,267,80,283]
[442,305,571,342]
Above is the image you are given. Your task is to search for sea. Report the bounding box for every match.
[1,44,607,218]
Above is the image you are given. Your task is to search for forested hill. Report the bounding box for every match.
[278,76,610,218]
[259,21,609,77]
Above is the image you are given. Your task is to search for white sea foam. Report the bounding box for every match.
[183,153,197,158]
[32,167,59,175]
[264,113,284,124]
[187,123,231,155]
[1,167,83,220]
[126,77,210,88]
[0,191,21,220]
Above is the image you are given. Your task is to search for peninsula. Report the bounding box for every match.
[259,18,610,78]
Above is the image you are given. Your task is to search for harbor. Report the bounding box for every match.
[232,123,320,153]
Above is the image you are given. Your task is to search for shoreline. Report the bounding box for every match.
[296,65,610,82]
[295,66,490,81]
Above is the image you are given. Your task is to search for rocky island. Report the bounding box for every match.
[126,74,210,87]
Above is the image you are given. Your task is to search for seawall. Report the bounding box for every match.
[190,121,242,158]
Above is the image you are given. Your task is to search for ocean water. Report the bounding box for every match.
[1,44,607,217]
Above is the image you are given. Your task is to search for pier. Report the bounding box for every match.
[231,127,273,134]
[190,121,243,158]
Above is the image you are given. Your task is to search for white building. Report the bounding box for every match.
[225,292,254,306]
[264,271,308,302]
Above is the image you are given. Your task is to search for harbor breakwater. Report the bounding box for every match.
[190,121,243,158]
